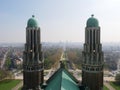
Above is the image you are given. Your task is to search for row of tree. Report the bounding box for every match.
[66,47,82,69]
[0,69,13,80]
[44,46,62,69]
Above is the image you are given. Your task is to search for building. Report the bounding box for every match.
[22,15,104,90]
[22,15,44,90]
[117,59,120,72]
[82,15,104,90]
[45,62,82,90]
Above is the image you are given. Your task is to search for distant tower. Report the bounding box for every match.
[82,15,104,90]
[23,15,44,90]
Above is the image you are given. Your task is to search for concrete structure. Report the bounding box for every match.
[22,15,44,90]
[22,15,104,90]
[82,15,104,90]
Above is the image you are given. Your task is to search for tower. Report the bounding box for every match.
[82,15,104,90]
[23,15,44,90]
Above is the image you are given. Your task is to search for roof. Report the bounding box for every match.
[86,14,99,27]
[45,68,80,90]
[27,15,38,28]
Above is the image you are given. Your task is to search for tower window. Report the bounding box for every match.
[93,50,95,52]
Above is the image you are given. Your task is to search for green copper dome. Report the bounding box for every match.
[27,15,38,28]
[86,15,99,27]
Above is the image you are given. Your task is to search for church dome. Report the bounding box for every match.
[86,15,99,27]
[27,15,38,28]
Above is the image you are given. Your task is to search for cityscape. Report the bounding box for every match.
[1,0,120,90]
[1,41,120,90]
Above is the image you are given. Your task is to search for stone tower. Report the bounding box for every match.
[22,15,44,90]
[82,15,104,90]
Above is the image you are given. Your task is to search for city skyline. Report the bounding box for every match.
[0,0,120,43]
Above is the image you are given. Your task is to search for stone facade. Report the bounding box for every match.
[22,17,44,90]
[82,17,104,90]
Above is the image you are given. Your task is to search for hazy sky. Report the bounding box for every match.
[0,0,120,43]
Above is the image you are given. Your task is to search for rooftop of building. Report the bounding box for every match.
[86,14,99,27]
[27,15,38,28]
[44,62,85,90]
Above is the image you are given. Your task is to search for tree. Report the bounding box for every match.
[44,47,62,69]
[66,48,82,69]
[0,70,13,80]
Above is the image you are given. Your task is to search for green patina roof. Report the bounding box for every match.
[27,15,38,28]
[45,68,80,90]
[86,14,99,27]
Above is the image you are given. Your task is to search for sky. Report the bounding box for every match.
[0,0,120,43]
